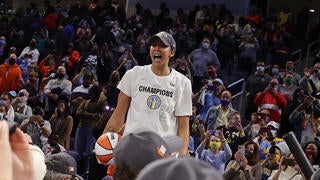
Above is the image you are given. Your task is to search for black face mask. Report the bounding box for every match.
[8,58,15,65]
[56,73,65,79]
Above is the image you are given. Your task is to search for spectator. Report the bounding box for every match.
[254,78,287,123]
[75,85,105,175]
[244,110,270,140]
[288,90,317,142]
[49,100,73,150]
[196,129,232,173]
[190,37,221,92]
[21,71,41,108]
[0,54,23,94]
[204,90,236,130]
[1,92,15,121]
[112,128,184,180]
[12,89,32,125]
[44,152,83,180]
[117,48,138,78]
[238,34,259,76]
[253,121,290,160]
[136,158,222,180]
[198,78,226,121]
[43,66,72,119]
[299,63,320,97]
[279,60,301,85]
[261,146,281,180]
[279,72,298,102]
[19,38,40,65]
[303,141,319,166]
[245,60,272,124]
[219,111,248,154]
[268,153,305,180]
[20,106,51,148]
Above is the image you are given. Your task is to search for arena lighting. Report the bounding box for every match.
[310,9,315,13]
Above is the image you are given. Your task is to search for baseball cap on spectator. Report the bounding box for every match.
[136,158,223,180]
[8,90,17,98]
[45,152,83,180]
[114,128,184,171]
[267,121,280,130]
[18,89,29,97]
[212,78,224,86]
[149,31,176,51]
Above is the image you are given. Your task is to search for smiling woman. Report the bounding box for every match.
[104,31,193,161]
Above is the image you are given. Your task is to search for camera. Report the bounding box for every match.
[209,130,215,136]
[270,82,277,88]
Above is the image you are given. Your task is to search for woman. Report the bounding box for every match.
[49,100,73,150]
[304,142,319,167]
[224,140,261,180]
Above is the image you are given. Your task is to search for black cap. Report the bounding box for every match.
[149,31,176,51]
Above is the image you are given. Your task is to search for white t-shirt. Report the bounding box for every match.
[118,65,192,137]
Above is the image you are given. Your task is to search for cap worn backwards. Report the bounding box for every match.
[149,31,176,51]
[46,152,83,180]
[114,128,183,171]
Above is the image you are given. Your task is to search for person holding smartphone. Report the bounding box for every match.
[196,129,232,173]
[20,106,51,148]
[268,153,305,180]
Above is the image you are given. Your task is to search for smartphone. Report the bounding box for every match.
[259,126,270,133]
[282,158,296,166]
[238,145,245,155]
[209,130,215,136]
[207,85,216,92]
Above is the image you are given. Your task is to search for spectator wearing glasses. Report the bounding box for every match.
[12,89,32,125]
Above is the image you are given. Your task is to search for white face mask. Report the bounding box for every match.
[0,112,3,119]
[270,130,277,137]
[201,42,210,49]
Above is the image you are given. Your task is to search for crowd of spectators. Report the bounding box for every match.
[0,0,320,179]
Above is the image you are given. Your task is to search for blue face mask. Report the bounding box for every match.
[256,66,265,72]
[201,42,210,50]
[220,99,230,106]
[272,68,279,74]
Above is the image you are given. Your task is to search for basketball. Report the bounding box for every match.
[95,132,122,164]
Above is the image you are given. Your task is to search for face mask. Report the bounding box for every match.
[305,149,317,158]
[272,68,279,74]
[209,141,221,151]
[286,67,293,72]
[285,78,294,85]
[8,58,15,65]
[270,130,277,137]
[56,73,65,79]
[201,42,210,50]
[208,71,216,78]
[29,79,37,84]
[220,99,230,106]
[0,112,4,119]
[245,149,253,160]
[275,154,281,162]
[256,66,265,72]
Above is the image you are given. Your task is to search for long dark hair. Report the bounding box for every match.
[245,140,260,166]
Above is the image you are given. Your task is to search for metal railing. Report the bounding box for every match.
[306,39,320,65]
[227,78,246,112]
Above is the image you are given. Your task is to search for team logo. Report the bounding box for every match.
[147,95,161,110]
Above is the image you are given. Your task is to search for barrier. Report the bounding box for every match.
[227,78,245,113]
[306,39,320,66]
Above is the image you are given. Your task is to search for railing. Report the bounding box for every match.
[227,78,246,112]
[306,39,320,65]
